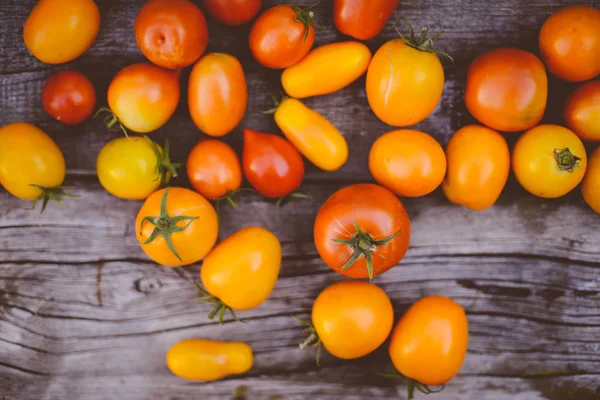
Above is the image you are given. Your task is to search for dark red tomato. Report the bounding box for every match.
[41,70,96,125]
[314,184,411,280]
[334,0,399,40]
[243,128,304,198]
[202,0,262,26]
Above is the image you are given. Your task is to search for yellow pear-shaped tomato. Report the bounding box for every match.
[281,41,372,98]
[582,147,600,214]
[24,0,100,64]
[442,125,510,211]
[201,227,281,312]
[167,339,253,381]
[273,98,348,171]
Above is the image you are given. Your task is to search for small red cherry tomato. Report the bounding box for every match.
[202,0,262,26]
[42,70,96,125]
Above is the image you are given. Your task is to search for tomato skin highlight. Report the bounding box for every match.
[281,41,371,99]
[312,280,394,359]
[389,295,469,386]
[564,81,600,142]
[42,70,96,125]
[188,53,248,137]
[108,63,180,133]
[334,0,399,40]
[24,0,100,64]
[539,5,600,83]
[274,98,348,172]
[442,125,510,211]
[135,0,209,69]
[167,339,253,381]
[242,129,304,198]
[582,147,600,214]
[202,0,262,26]
[201,227,282,310]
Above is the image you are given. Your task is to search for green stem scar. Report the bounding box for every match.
[294,316,322,366]
[194,282,244,325]
[395,18,453,62]
[27,185,78,214]
[292,2,322,42]
[554,148,581,172]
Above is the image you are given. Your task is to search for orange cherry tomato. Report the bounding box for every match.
[369,130,446,197]
[135,0,209,69]
[389,296,468,387]
[334,0,399,40]
[107,63,180,133]
[242,128,304,199]
[442,125,510,211]
[314,184,411,280]
[465,48,548,132]
[188,53,247,137]
[582,147,600,214]
[202,0,262,26]
[539,5,600,82]
[249,4,316,69]
[42,70,96,125]
[564,81,600,142]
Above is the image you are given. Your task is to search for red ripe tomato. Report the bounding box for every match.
[41,70,96,125]
[242,128,304,199]
[135,0,208,69]
[249,4,316,69]
[334,0,399,40]
[202,0,262,26]
[314,184,411,280]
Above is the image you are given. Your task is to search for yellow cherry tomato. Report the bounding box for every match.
[442,125,510,211]
[513,125,587,198]
[166,339,253,381]
[24,0,100,64]
[273,98,348,171]
[281,41,372,98]
[200,227,281,319]
[582,147,600,214]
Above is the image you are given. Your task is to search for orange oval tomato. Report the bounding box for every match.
[202,0,262,26]
[42,70,96,125]
[389,295,468,386]
[135,0,209,69]
[281,41,371,99]
[369,130,446,197]
[513,124,587,198]
[188,53,247,137]
[24,0,100,64]
[311,281,393,359]
[108,63,180,133]
[186,140,242,200]
[249,4,316,69]
[136,187,218,267]
[334,0,399,40]
[442,125,510,211]
[582,146,600,214]
[167,339,253,381]
[564,81,600,142]
[465,48,548,132]
[539,5,600,82]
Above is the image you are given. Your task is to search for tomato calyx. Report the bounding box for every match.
[294,316,322,366]
[291,3,320,42]
[194,282,244,325]
[275,190,311,208]
[94,107,130,138]
[379,373,445,400]
[145,136,180,188]
[26,185,79,214]
[554,148,582,172]
[332,221,402,280]
[395,18,453,62]
[139,187,198,261]
[263,94,289,115]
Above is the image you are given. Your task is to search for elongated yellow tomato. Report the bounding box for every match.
[582,147,600,214]
[281,41,372,98]
[24,0,100,64]
[200,227,281,316]
[167,339,253,381]
[442,125,510,211]
[273,98,348,171]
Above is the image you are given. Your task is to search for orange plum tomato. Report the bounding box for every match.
[582,146,600,214]
[202,0,262,26]
[564,81,600,142]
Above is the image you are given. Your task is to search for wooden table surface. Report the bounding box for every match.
[1,0,600,399]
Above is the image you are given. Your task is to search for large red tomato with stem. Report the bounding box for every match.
[314,184,411,280]
[242,128,304,199]
[334,0,399,40]
[42,70,96,125]
[202,0,262,26]
[249,4,317,69]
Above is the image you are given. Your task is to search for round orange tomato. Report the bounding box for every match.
[202,0,262,26]
[188,53,247,137]
[389,295,468,387]
[539,5,600,82]
[135,0,209,69]
[136,187,218,267]
[564,81,600,142]
[334,0,399,40]
[465,48,548,132]
[107,63,180,133]
[249,4,316,69]
[42,70,96,125]
[369,130,446,197]
[582,147,600,214]
[442,125,510,211]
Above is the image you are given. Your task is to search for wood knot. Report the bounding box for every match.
[135,278,163,294]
